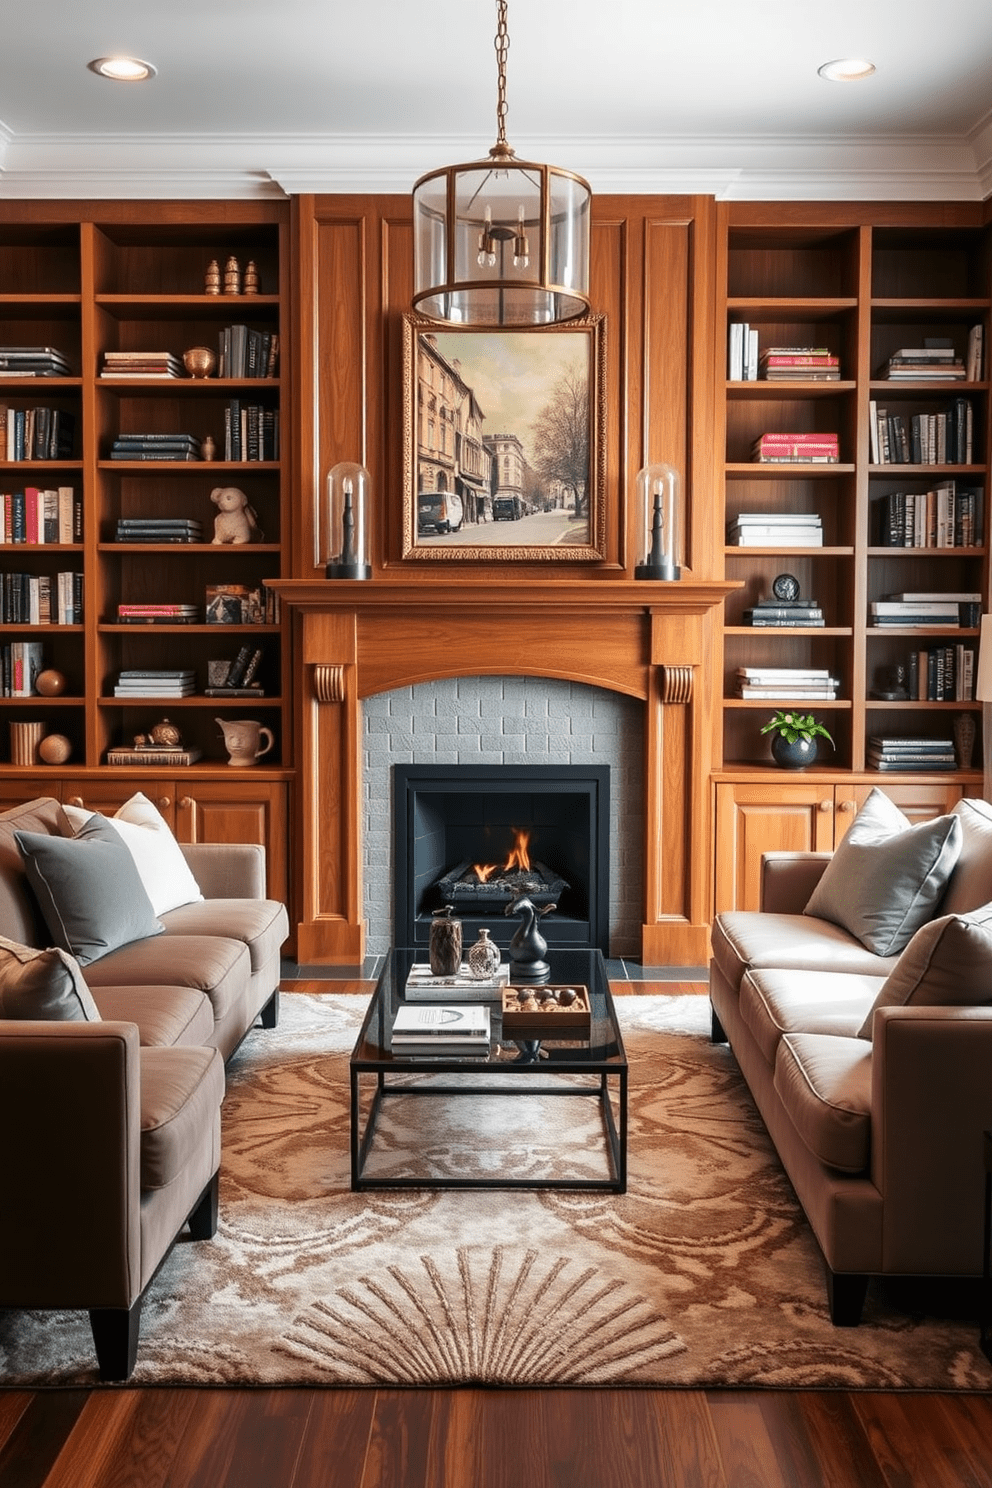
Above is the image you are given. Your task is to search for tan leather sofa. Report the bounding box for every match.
[710,794,992,1325]
[0,796,289,1379]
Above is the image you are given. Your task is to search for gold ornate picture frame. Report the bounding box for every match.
[402,313,606,561]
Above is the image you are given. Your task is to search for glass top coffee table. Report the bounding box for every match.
[350,946,627,1192]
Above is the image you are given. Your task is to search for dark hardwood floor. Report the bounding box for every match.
[3,980,991,1487]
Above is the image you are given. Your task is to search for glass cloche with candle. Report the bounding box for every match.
[324,461,372,579]
[633,462,682,580]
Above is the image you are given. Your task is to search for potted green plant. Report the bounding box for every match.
[760,710,835,770]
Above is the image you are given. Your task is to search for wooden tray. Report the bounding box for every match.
[501,985,591,1037]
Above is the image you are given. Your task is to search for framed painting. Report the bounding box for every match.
[402,313,606,561]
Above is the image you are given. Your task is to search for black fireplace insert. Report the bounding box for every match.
[392,763,610,953]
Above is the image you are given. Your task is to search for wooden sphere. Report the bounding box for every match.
[35,669,67,697]
[38,733,72,765]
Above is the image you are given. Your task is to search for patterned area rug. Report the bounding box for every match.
[2,992,990,1388]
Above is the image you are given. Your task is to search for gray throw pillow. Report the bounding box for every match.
[857,904,992,1039]
[0,934,101,1021]
[804,787,962,957]
[14,815,163,966]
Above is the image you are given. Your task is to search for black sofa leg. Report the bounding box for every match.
[710,1005,728,1044]
[187,1170,219,1241]
[259,988,280,1029]
[89,1302,141,1382]
[826,1268,869,1326]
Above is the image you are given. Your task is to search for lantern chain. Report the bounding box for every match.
[494,0,509,148]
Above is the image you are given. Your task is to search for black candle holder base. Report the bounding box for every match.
[634,562,680,581]
[325,561,372,580]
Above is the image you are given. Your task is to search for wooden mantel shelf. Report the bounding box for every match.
[273,577,734,968]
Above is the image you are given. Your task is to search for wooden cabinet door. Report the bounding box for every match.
[174,779,288,905]
[0,777,64,811]
[60,779,177,826]
[714,780,837,913]
[833,782,966,844]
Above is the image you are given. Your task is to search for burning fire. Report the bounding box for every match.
[472,827,531,882]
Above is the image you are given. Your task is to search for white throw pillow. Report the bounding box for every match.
[62,792,203,917]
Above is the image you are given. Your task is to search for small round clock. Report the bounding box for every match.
[772,573,800,602]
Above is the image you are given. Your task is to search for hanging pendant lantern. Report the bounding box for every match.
[412,0,591,328]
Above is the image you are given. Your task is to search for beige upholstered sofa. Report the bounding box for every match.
[0,794,289,1379]
[710,790,992,1325]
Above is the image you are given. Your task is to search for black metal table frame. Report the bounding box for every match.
[349,956,627,1193]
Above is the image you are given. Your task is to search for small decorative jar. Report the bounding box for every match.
[468,928,501,980]
[429,905,462,977]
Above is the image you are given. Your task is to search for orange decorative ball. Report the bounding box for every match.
[35,669,67,697]
[38,733,72,765]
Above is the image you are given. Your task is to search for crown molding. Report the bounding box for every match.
[0,127,986,201]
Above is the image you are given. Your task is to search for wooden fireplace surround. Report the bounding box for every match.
[274,577,733,967]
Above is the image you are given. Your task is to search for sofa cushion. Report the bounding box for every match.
[84,933,250,1025]
[774,1032,873,1174]
[90,984,215,1048]
[856,904,992,1039]
[161,897,289,973]
[712,911,898,996]
[138,1044,224,1190]
[0,796,72,946]
[940,797,992,917]
[63,793,203,918]
[740,968,883,1066]
[804,787,962,956]
[0,934,100,1021]
[14,815,163,966]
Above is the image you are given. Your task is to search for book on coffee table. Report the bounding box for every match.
[391,1003,491,1048]
[404,962,509,1000]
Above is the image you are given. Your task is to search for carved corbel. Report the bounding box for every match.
[313,663,346,704]
[659,664,693,704]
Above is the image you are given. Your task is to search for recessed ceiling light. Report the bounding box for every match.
[817,57,876,82]
[88,56,157,82]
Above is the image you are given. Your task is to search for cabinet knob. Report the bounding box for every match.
[66,796,84,809]
[839,799,857,814]
[156,797,171,810]
[819,799,833,812]
[179,796,193,810]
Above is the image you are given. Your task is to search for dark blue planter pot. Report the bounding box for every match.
[771,733,818,770]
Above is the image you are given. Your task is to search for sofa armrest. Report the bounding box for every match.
[870,1005,992,1275]
[760,852,832,914]
[0,1021,142,1310]
[180,841,266,899]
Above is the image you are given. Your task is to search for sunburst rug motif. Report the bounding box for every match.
[2,992,990,1389]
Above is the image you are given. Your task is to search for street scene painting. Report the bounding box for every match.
[403,314,605,561]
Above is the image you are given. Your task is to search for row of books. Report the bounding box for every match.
[752,432,839,464]
[1,486,79,544]
[0,406,75,461]
[217,326,279,379]
[114,517,204,543]
[110,433,202,463]
[906,644,975,702]
[878,330,982,382]
[101,352,184,380]
[742,598,825,627]
[212,644,265,691]
[113,668,196,698]
[869,399,973,466]
[728,512,823,547]
[760,347,840,382]
[735,667,839,699]
[1,640,44,696]
[727,322,759,381]
[867,737,958,772]
[870,482,984,549]
[0,346,72,378]
[1,570,82,624]
[223,401,280,462]
[868,591,974,628]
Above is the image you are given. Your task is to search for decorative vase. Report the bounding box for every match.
[429,905,462,976]
[771,733,818,770]
[505,895,554,982]
[468,928,501,980]
[182,346,216,379]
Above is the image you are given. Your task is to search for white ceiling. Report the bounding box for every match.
[1,0,990,200]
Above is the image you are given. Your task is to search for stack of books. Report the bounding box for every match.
[110,433,202,462]
[728,512,824,547]
[105,742,203,767]
[404,960,509,1002]
[867,737,958,772]
[390,1003,491,1056]
[881,343,966,381]
[101,352,183,379]
[113,668,196,698]
[736,667,838,699]
[743,596,825,626]
[868,594,962,627]
[0,346,72,377]
[116,602,200,624]
[752,432,839,464]
[759,347,840,381]
[114,517,204,543]
[727,322,759,381]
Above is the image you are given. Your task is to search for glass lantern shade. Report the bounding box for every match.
[633,463,682,580]
[324,461,372,579]
[412,157,591,327]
